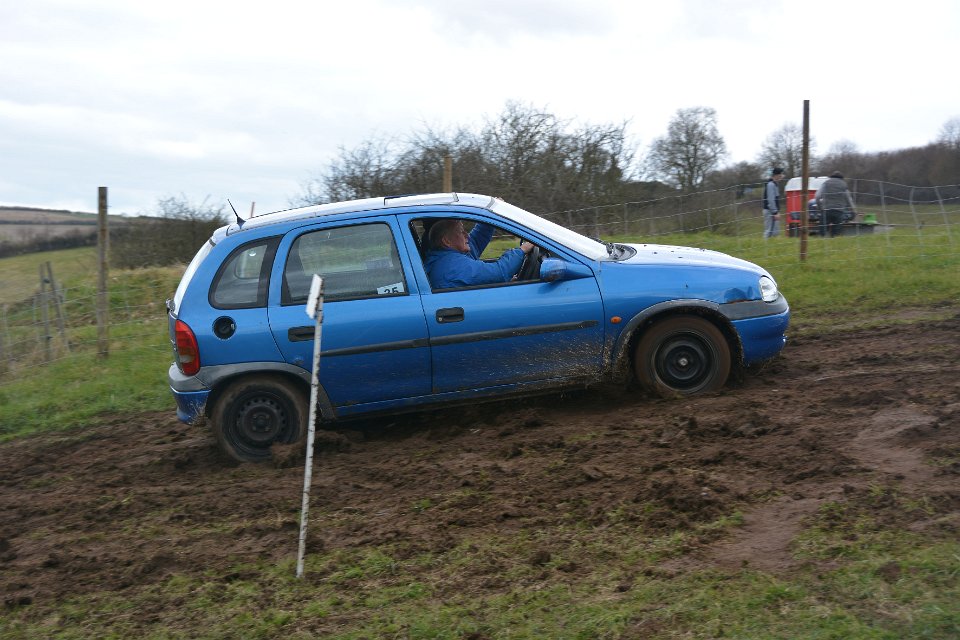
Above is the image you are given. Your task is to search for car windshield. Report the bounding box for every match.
[489,199,609,261]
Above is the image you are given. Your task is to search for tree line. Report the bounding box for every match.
[105,105,958,268]
[295,102,651,215]
[297,102,960,210]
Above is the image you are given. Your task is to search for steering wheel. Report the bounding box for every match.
[516,244,542,281]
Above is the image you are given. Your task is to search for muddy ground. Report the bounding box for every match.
[2,308,959,623]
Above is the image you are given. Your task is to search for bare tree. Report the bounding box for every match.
[295,139,403,206]
[816,140,865,176]
[111,195,226,268]
[937,116,960,150]
[704,160,763,197]
[294,102,638,217]
[757,123,814,179]
[647,107,727,193]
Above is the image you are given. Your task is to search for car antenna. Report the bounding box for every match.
[227,198,244,226]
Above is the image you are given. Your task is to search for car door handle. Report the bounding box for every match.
[288,326,315,342]
[436,307,464,323]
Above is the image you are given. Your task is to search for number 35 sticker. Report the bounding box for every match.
[377,282,405,295]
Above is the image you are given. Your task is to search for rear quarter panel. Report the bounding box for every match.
[175,235,285,366]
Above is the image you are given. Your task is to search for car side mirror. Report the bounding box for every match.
[540,257,593,283]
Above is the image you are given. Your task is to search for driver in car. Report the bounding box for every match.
[424,219,535,289]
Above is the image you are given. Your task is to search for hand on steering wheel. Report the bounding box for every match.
[516,243,541,281]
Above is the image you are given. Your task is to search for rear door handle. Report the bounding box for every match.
[435,307,464,323]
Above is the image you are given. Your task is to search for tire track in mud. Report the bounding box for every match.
[696,323,960,573]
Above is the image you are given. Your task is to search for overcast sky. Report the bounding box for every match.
[2,0,958,216]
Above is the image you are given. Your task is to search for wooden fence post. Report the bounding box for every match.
[800,99,810,262]
[0,304,8,373]
[46,262,69,353]
[443,155,453,192]
[97,187,109,358]
[39,264,52,362]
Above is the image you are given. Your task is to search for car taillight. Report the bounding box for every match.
[174,320,201,376]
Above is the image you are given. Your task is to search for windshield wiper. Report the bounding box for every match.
[592,236,622,259]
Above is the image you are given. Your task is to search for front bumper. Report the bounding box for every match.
[730,304,790,365]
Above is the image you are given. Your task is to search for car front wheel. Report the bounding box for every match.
[211,375,308,462]
[633,316,731,397]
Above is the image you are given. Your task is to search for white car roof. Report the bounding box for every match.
[227,192,609,260]
[231,193,495,233]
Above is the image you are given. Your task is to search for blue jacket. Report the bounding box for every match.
[424,223,525,289]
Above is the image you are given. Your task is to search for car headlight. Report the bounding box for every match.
[759,276,779,302]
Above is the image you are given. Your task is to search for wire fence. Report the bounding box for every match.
[2,179,959,389]
[543,179,960,239]
[0,257,174,387]
[540,178,960,274]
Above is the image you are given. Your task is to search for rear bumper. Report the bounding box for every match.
[169,363,209,423]
[173,389,210,423]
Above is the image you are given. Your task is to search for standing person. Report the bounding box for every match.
[762,167,785,239]
[815,171,857,237]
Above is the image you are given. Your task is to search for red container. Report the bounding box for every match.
[783,176,827,236]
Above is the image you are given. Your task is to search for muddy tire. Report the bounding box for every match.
[211,375,308,463]
[634,316,731,397]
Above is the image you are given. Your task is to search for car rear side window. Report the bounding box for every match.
[283,223,407,304]
[210,238,279,309]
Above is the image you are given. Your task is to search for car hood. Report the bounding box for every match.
[618,243,766,275]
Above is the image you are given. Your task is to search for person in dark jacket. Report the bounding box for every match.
[424,219,534,289]
[763,167,785,239]
[815,171,857,237]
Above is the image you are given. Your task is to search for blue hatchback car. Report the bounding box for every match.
[168,193,789,461]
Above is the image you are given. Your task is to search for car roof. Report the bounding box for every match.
[213,192,610,261]
[226,192,496,235]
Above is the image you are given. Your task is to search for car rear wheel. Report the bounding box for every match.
[634,316,731,397]
[211,375,308,462]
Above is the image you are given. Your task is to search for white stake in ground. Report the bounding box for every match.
[296,275,324,579]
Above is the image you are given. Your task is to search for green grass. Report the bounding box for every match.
[0,246,102,305]
[0,323,173,439]
[0,248,182,438]
[3,522,956,638]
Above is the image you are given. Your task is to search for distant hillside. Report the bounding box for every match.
[0,206,97,223]
[0,206,131,257]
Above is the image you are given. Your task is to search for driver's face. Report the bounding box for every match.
[446,222,470,253]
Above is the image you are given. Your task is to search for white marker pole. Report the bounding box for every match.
[296,275,324,579]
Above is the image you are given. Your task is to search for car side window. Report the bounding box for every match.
[282,223,407,304]
[210,238,278,309]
